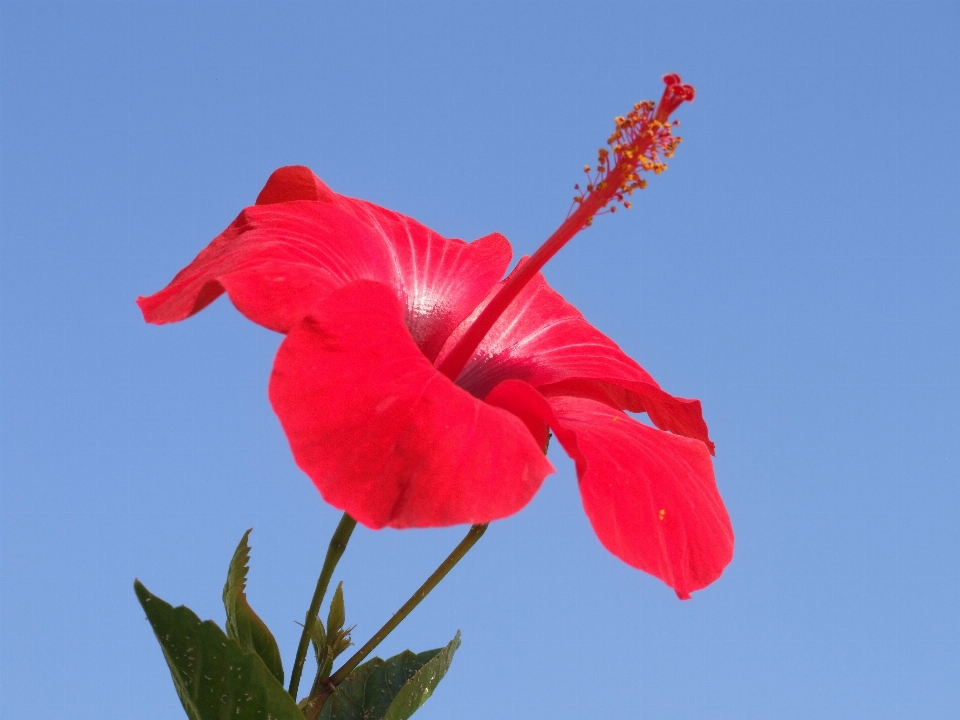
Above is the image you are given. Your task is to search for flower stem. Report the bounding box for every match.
[288,512,357,699]
[304,523,488,718]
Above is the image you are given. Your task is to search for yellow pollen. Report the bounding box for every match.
[569,93,685,218]
[658,509,666,521]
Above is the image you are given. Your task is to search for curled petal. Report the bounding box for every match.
[255,165,339,205]
[268,280,554,529]
[540,377,713,454]
[438,265,713,451]
[485,381,732,598]
[139,166,512,359]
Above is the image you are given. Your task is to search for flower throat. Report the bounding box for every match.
[436,74,696,383]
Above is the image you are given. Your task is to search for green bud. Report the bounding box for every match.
[327,582,345,640]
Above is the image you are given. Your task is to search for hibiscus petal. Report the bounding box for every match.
[268,280,554,529]
[255,165,338,205]
[485,381,732,598]
[437,265,714,451]
[139,166,512,358]
[137,202,397,332]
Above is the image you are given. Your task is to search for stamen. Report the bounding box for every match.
[571,73,694,220]
[437,75,694,383]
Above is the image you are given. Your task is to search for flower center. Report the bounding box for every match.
[436,74,695,383]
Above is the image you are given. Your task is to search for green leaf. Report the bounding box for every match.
[322,582,353,666]
[223,529,285,685]
[319,632,460,720]
[134,580,302,720]
[383,632,460,720]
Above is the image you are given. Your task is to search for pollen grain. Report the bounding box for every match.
[570,74,694,219]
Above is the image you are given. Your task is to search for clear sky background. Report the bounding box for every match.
[1,2,958,718]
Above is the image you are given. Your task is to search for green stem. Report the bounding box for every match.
[288,512,357,699]
[304,523,488,718]
[306,652,335,707]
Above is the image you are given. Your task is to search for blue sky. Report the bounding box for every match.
[1,2,958,718]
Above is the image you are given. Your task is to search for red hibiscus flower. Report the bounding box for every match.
[138,75,732,599]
